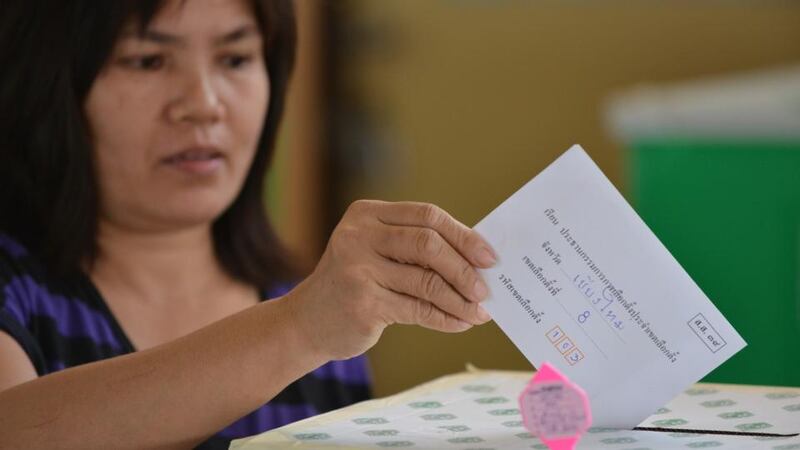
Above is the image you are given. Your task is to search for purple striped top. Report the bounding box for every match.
[0,233,371,450]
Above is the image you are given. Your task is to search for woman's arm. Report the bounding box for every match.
[0,296,321,450]
[0,200,495,449]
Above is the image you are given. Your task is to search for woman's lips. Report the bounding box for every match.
[162,148,224,175]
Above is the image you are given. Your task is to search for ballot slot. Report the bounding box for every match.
[633,427,799,438]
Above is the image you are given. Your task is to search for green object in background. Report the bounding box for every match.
[629,137,800,387]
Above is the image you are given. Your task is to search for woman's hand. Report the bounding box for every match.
[286,200,497,361]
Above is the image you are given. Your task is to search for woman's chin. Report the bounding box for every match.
[101,192,240,233]
[169,207,231,227]
[148,200,234,230]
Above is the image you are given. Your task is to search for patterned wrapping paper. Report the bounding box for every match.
[230,369,800,450]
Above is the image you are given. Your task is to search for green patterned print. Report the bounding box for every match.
[375,441,415,447]
[486,408,520,416]
[686,441,723,448]
[766,392,800,400]
[461,385,495,393]
[717,411,754,419]
[293,433,331,441]
[446,436,484,444]
[437,425,470,432]
[600,437,637,444]
[700,400,736,408]
[651,418,689,427]
[353,417,389,425]
[420,413,457,421]
[408,401,443,409]
[364,430,400,437]
[734,422,773,431]
[685,388,719,396]
[474,396,509,404]
[501,420,523,428]
[668,433,699,438]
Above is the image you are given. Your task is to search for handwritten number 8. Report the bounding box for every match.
[578,311,590,324]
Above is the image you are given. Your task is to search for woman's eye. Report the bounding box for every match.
[120,54,166,71]
[220,54,254,69]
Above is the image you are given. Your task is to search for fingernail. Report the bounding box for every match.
[473,279,489,301]
[475,247,497,267]
[457,320,473,331]
[477,306,491,323]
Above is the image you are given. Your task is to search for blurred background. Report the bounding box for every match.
[269,0,800,397]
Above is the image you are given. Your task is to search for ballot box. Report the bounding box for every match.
[230,369,800,449]
[606,66,800,387]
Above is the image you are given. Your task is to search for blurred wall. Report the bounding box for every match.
[322,1,800,397]
[269,0,327,271]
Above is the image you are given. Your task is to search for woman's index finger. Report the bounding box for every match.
[375,201,496,268]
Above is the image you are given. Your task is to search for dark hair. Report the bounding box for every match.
[0,0,297,287]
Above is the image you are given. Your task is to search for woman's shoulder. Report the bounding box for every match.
[0,231,44,290]
[262,282,293,300]
[0,231,131,374]
[0,231,91,296]
[0,231,30,263]
[0,231,100,327]
[0,231,67,291]
[0,231,70,321]
[0,232,55,374]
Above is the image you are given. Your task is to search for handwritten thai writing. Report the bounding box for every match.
[572,273,625,331]
[543,208,680,363]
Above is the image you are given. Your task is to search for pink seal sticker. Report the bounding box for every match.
[518,362,592,450]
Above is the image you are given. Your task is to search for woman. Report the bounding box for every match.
[0,1,495,449]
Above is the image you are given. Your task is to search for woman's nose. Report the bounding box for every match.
[166,68,226,125]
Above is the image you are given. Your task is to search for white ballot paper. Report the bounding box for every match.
[474,145,746,429]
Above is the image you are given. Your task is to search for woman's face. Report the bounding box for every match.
[85,0,269,233]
